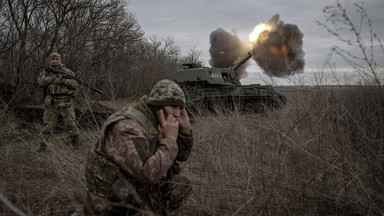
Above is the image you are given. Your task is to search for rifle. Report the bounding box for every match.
[45,67,103,94]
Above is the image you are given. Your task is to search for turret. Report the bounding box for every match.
[231,52,252,71]
[172,50,286,115]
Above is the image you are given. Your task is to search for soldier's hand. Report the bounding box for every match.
[46,76,55,83]
[53,74,63,84]
[158,109,179,140]
[54,78,63,84]
[178,108,190,132]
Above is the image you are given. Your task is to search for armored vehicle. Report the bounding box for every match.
[173,52,286,114]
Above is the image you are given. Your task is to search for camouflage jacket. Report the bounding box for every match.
[84,96,193,215]
[37,64,78,107]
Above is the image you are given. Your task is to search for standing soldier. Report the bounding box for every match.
[37,52,80,151]
[84,79,193,215]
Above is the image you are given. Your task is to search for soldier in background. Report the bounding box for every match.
[37,52,80,151]
[84,79,193,215]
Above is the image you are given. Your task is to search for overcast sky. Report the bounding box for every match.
[127,0,384,85]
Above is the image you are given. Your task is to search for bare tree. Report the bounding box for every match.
[123,35,181,97]
[179,47,203,67]
[316,0,383,85]
[0,0,186,105]
[2,0,40,86]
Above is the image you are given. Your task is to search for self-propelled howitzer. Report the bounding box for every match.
[172,52,286,114]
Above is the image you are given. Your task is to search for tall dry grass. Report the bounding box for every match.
[179,86,384,215]
[0,126,98,215]
[1,86,383,215]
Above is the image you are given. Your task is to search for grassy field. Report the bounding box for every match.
[1,86,383,215]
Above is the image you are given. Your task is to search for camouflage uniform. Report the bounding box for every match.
[37,52,79,150]
[84,80,193,215]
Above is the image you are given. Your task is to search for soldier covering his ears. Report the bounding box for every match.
[84,79,193,215]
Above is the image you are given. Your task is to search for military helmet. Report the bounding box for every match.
[49,52,61,61]
[147,79,185,107]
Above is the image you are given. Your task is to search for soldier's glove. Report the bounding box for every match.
[62,79,78,89]
[54,78,63,84]
[53,74,64,84]
[46,76,55,84]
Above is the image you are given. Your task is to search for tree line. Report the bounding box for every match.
[0,0,200,105]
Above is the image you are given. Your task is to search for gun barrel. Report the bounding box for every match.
[231,52,252,71]
[45,67,103,94]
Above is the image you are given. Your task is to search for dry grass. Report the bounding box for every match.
[1,87,384,215]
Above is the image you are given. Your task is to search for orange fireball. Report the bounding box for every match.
[249,23,270,43]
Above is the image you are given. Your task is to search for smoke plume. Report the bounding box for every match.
[209,28,249,79]
[251,14,305,77]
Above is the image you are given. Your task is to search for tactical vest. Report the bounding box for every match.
[85,107,159,208]
[47,67,77,96]
[43,67,77,108]
[47,84,72,95]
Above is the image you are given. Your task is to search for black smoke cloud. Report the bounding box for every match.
[251,14,305,77]
[209,28,249,79]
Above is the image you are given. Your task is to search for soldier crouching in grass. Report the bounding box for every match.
[84,79,193,215]
[37,52,80,151]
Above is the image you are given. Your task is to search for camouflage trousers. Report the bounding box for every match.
[84,174,192,216]
[41,105,79,138]
[149,174,192,215]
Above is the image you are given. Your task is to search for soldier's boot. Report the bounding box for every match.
[38,141,47,152]
[70,135,79,150]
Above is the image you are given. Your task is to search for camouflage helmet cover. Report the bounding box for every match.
[49,52,61,61]
[147,79,185,107]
